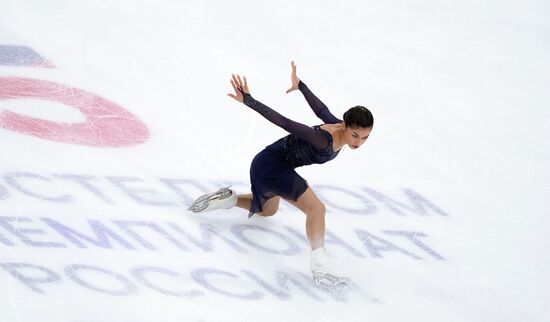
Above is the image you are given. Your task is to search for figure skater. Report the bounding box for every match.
[189,61,374,287]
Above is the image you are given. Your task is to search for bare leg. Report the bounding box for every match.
[286,187,352,287]
[236,193,281,217]
[285,187,325,250]
[236,193,253,211]
[305,208,325,250]
[277,187,349,287]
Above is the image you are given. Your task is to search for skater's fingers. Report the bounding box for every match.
[243,76,248,89]
[233,82,245,94]
[230,79,238,92]
[237,74,244,87]
[291,61,296,73]
[232,74,240,87]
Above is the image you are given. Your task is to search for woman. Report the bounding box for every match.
[189,61,373,287]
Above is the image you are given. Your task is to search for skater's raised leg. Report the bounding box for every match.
[188,186,237,213]
[236,193,281,217]
[236,193,253,212]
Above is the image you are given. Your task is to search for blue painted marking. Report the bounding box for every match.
[0,45,52,67]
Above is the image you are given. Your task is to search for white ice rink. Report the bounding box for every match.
[1,1,549,321]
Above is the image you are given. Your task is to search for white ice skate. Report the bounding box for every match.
[188,186,237,213]
[310,247,353,289]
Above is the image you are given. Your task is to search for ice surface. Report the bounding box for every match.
[0,0,549,321]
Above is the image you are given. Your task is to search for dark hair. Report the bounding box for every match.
[343,105,373,128]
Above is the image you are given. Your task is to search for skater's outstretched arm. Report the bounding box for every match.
[298,81,342,124]
[285,61,342,124]
[228,74,331,150]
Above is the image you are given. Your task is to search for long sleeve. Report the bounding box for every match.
[298,80,342,124]
[243,93,330,150]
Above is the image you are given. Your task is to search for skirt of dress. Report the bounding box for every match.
[248,148,308,217]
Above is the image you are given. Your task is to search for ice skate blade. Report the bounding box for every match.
[313,272,353,290]
[188,186,232,213]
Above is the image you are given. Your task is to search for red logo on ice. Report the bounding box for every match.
[0,77,149,147]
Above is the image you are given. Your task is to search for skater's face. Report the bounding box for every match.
[343,125,372,150]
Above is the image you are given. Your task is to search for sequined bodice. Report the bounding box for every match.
[266,125,340,168]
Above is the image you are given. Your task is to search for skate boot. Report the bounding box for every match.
[188,186,237,213]
[310,247,352,289]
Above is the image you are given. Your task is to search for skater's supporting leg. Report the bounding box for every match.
[285,187,325,250]
[286,186,351,287]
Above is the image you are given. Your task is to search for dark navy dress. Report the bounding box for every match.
[243,81,343,217]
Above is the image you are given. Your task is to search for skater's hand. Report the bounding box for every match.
[285,61,301,94]
[227,74,250,103]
